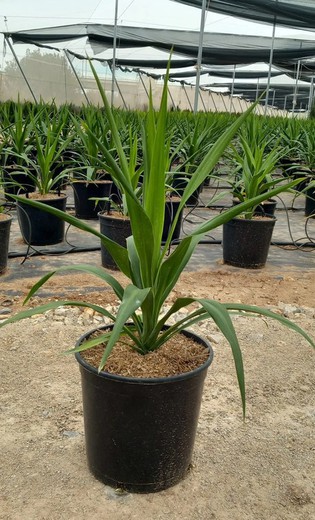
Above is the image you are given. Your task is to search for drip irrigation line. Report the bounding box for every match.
[9,245,102,260]
[7,192,314,263]
[17,211,79,264]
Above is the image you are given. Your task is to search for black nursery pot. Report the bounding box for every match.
[253,199,277,217]
[232,198,277,217]
[17,193,67,246]
[223,216,276,269]
[75,325,213,493]
[3,166,36,201]
[0,215,12,273]
[305,185,315,217]
[99,212,131,270]
[162,198,184,243]
[172,174,202,207]
[72,180,113,219]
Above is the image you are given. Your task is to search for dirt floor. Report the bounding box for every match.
[0,261,314,520]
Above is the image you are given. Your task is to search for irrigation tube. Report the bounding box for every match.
[8,239,315,260]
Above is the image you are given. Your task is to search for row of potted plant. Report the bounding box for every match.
[0,127,313,271]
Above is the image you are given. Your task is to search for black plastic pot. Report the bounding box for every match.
[72,180,113,219]
[292,167,311,193]
[17,193,67,246]
[99,212,131,269]
[172,174,202,207]
[232,198,277,217]
[223,216,276,269]
[162,198,183,243]
[3,166,36,201]
[278,157,300,177]
[305,185,315,217]
[254,199,277,217]
[75,325,213,493]
[0,214,12,273]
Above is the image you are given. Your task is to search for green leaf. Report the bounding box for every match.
[198,299,246,417]
[223,303,315,350]
[191,178,304,237]
[155,235,199,306]
[98,284,151,371]
[23,264,125,304]
[0,300,116,329]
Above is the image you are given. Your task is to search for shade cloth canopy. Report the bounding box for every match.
[173,0,315,32]
[5,24,315,66]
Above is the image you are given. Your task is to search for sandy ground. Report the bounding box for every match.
[0,263,314,520]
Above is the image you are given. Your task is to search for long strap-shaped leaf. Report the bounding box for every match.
[98,284,151,371]
[191,178,304,237]
[197,299,246,416]
[23,264,125,304]
[150,296,246,416]
[87,61,161,286]
[0,300,117,328]
[223,303,315,350]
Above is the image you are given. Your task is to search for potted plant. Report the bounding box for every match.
[222,118,302,268]
[0,195,12,273]
[70,108,115,219]
[295,124,315,215]
[14,117,73,246]
[170,115,223,206]
[277,117,303,178]
[2,65,314,493]
[0,102,37,200]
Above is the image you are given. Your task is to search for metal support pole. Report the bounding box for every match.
[114,74,128,110]
[199,89,207,111]
[182,84,193,111]
[236,96,243,113]
[111,0,119,107]
[292,59,301,116]
[4,35,37,104]
[220,92,229,112]
[209,90,218,112]
[168,86,176,110]
[139,73,149,99]
[264,5,277,115]
[255,77,260,101]
[108,60,128,109]
[193,0,208,113]
[64,50,90,105]
[229,64,236,113]
[307,76,314,117]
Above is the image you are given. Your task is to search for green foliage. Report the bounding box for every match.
[296,122,315,172]
[226,116,297,218]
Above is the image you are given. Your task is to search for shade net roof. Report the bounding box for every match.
[5,23,315,66]
[173,0,315,31]
[3,22,315,113]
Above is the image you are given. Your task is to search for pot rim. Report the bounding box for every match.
[75,324,214,385]
[17,192,67,202]
[0,213,13,222]
[229,214,277,223]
